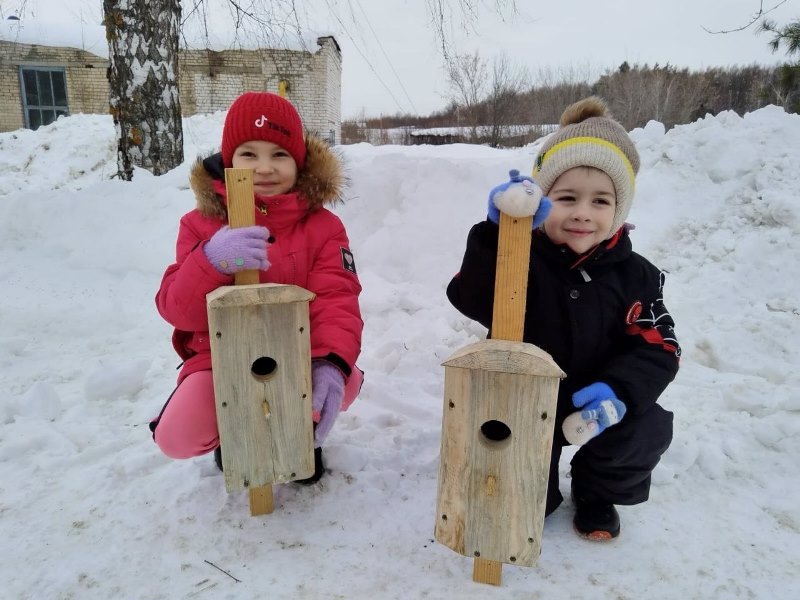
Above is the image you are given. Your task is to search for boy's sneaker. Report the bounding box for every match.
[296,446,325,485]
[572,489,620,541]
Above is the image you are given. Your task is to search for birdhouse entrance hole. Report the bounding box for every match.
[251,356,278,381]
[480,420,512,450]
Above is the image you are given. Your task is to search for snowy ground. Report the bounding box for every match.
[1,106,798,599]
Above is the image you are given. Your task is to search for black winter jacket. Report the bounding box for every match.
[447,221,680,422]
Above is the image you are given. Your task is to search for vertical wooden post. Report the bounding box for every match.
[473,558,503,587]
[437,204,563,585]
[491,213,533,342]
[473,211,532,585]
[226,168,260,286]
[225,167,272,514]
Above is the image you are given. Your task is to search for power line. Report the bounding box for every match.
[322,0,410,115]
[351,0,419,113]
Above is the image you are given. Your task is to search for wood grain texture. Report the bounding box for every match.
[443,340,565,378]
[436,359,559,567]
[222,167,269,512]
[473,558,502,586]
[226,167,259,286]
[208,285,316,493]
[436,206,563,584]
[490,213,533,342]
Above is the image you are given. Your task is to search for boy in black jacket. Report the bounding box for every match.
[446,96,680,541]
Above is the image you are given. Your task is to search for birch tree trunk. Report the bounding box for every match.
[103,0,183,180]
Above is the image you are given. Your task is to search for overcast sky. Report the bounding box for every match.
[2,0,796,118]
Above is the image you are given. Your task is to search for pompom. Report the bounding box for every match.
[493,180,543,218]
[559,96,611,126]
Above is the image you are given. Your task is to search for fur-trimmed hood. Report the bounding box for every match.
[189,134,345,220]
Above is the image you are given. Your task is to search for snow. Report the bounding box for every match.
[1,106,799,599]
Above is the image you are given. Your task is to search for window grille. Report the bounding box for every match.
[19,67,69,130]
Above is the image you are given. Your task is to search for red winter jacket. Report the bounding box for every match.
[156,137,362,387]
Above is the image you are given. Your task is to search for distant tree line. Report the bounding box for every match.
[343,61,800,146]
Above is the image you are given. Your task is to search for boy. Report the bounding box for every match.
[447,97,679,539]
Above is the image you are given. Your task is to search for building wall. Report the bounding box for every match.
[0,40,108,132]
[0,37,342,140]
[312,37,342,144]
[180,37,342,143]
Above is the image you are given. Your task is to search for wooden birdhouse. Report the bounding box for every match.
[207,283,316,513]
[436,177,565,584]
[436,338,565,579]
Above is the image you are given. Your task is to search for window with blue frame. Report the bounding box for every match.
[19,67,69,130]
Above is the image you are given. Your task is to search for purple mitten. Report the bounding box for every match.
[311,360,345,447]
[203,225,270,275]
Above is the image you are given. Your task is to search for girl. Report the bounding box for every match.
[151,92,363,484]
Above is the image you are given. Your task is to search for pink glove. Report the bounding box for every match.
[203,225,270,275]
[311,360,345,447]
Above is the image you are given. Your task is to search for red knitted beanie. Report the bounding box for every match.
[221,92,306,169]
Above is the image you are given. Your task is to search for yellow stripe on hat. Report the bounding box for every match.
[534,136,636,190]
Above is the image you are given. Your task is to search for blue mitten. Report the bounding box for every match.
[311,360,345,447]
[562,382,627,445]
[488,169,551,227]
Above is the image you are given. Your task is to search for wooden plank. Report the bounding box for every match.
[475,211,532,582]
[464,369,556,566]
[207,284,315,307]
[473,558,502,587]
[490,213,533,342]
[226,168,260,286]
[223,168,267,513]
[208,287,315,493]
[435,368,471,556]
[437,185,561,585]
[436,361,558,569]
[249,485,274,515]
[442,339,564,378]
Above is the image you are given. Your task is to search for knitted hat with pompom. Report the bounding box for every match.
[533,96,640,237]
[221,92,306,169]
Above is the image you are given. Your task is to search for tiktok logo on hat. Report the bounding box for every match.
[255,115,268,128]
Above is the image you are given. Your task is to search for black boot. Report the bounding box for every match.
[213,446,223,472]
[296,447,325,485]
[572,487,620,541]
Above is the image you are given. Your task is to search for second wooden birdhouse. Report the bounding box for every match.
[207,283,316,495]
[435,338,565,569]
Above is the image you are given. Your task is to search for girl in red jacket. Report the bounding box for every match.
[151,92,363,483]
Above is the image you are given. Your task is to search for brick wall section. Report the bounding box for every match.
[180,37,342,143]
[0,41,108,132]
[0,37,342,139]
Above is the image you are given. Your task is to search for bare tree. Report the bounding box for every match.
[702,0,789,34]
[100,0,520,175]
[86,0,530,174]
[426,0,518,61]
[446,50,487,139]
[485,53,529,147]
[529,63,596,124]
[103,0,183,180]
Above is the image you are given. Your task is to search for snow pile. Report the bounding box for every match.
[1,106,798,599]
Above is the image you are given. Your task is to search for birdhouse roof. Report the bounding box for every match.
[442,340,565,378]
[207,283,315,308]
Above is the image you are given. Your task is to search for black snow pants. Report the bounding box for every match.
[546,402,674,515]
